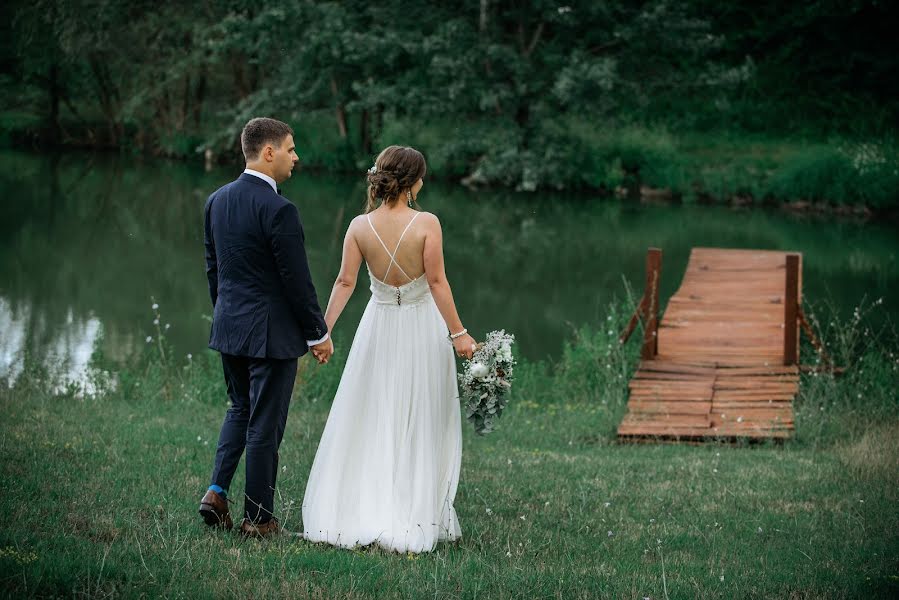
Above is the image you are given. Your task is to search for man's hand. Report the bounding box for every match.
[310,338,334,364]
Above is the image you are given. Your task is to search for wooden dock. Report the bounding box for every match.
[617,248,802,441]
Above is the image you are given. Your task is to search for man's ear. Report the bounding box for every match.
[262,144,275,162]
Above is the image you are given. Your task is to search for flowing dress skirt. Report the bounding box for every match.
[302,276,462,553]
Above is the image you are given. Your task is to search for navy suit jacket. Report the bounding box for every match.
[204,173,327,359]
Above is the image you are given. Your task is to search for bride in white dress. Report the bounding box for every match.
[302,145,478,553]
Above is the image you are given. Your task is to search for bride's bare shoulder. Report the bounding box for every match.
[417,211,441,229]
[348,213,369,229]
[345,214,370,240]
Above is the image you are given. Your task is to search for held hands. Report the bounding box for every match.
[311,338,334,364]
[452,333,477,360]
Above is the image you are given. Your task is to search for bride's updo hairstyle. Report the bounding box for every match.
[365,145,427,213]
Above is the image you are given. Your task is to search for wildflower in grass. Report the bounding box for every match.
[146,336,153,343]
[0,547,38,565]
[519,515,526,521]
[152,302,159,310]
[757,527,763,533]
[604,502,611,508]
[153,318,160,325]
[607,530,614,537]
[486,508,493,515]
[187,353,192,360]
[165,323,171,330]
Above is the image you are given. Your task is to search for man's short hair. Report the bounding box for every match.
[241,117,294,161]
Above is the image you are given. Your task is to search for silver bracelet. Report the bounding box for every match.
[449,328,468,340]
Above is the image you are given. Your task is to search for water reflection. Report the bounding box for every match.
[0,297,27,385]
[0,296,106,393]
[1,149,896,393]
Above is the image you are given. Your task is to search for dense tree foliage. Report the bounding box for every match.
[2,0,897,190]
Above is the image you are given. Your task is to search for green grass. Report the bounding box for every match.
[1,303,897,599]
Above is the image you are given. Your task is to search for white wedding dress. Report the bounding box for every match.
[302,213,462,553]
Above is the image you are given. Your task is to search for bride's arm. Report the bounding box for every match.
[422,213,477,358]
[324,218,363,332]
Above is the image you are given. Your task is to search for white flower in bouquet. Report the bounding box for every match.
[469,362,490,378]
[458,330,516,435]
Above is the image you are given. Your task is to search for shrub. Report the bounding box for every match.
[768,141,899,207]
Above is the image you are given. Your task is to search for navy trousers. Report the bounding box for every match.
[210,353,298,523]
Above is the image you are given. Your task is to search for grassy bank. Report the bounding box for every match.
[4,108,898,211]
[379,118,899,210]
[0,303,897,598]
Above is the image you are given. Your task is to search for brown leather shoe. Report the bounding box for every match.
[239,517,281,539]
[198,490,233,529]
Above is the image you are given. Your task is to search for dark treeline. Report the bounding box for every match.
[2,1,898,199]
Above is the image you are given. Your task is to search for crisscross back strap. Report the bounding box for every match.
[366,212,420,282]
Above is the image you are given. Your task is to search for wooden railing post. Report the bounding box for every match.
[641,248,662,360]
[784,254,801,365]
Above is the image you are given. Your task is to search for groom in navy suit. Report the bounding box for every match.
[198,117,333,537]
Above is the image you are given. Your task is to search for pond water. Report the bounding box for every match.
[1,149,896,390]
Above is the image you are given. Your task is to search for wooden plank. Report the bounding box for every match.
[713,381,799,389]
[713,382,799,391]
[618,425,791,439]
[621,414,712,427]
[712,402,793,410]
[713,392,799,400]
[626,402,712,415]
[638,361,717,375]
[715,367,799,376]
[629,385,713,393]
[632,371,712,381]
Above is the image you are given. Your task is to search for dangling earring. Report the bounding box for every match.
[406,190,413,208]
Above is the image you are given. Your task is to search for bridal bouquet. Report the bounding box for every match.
[459,330,516,435]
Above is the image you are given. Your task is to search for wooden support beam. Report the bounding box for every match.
[783,254,800,365]
[641,248,662,360]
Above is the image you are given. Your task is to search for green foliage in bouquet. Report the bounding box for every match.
[459,330,516,435]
